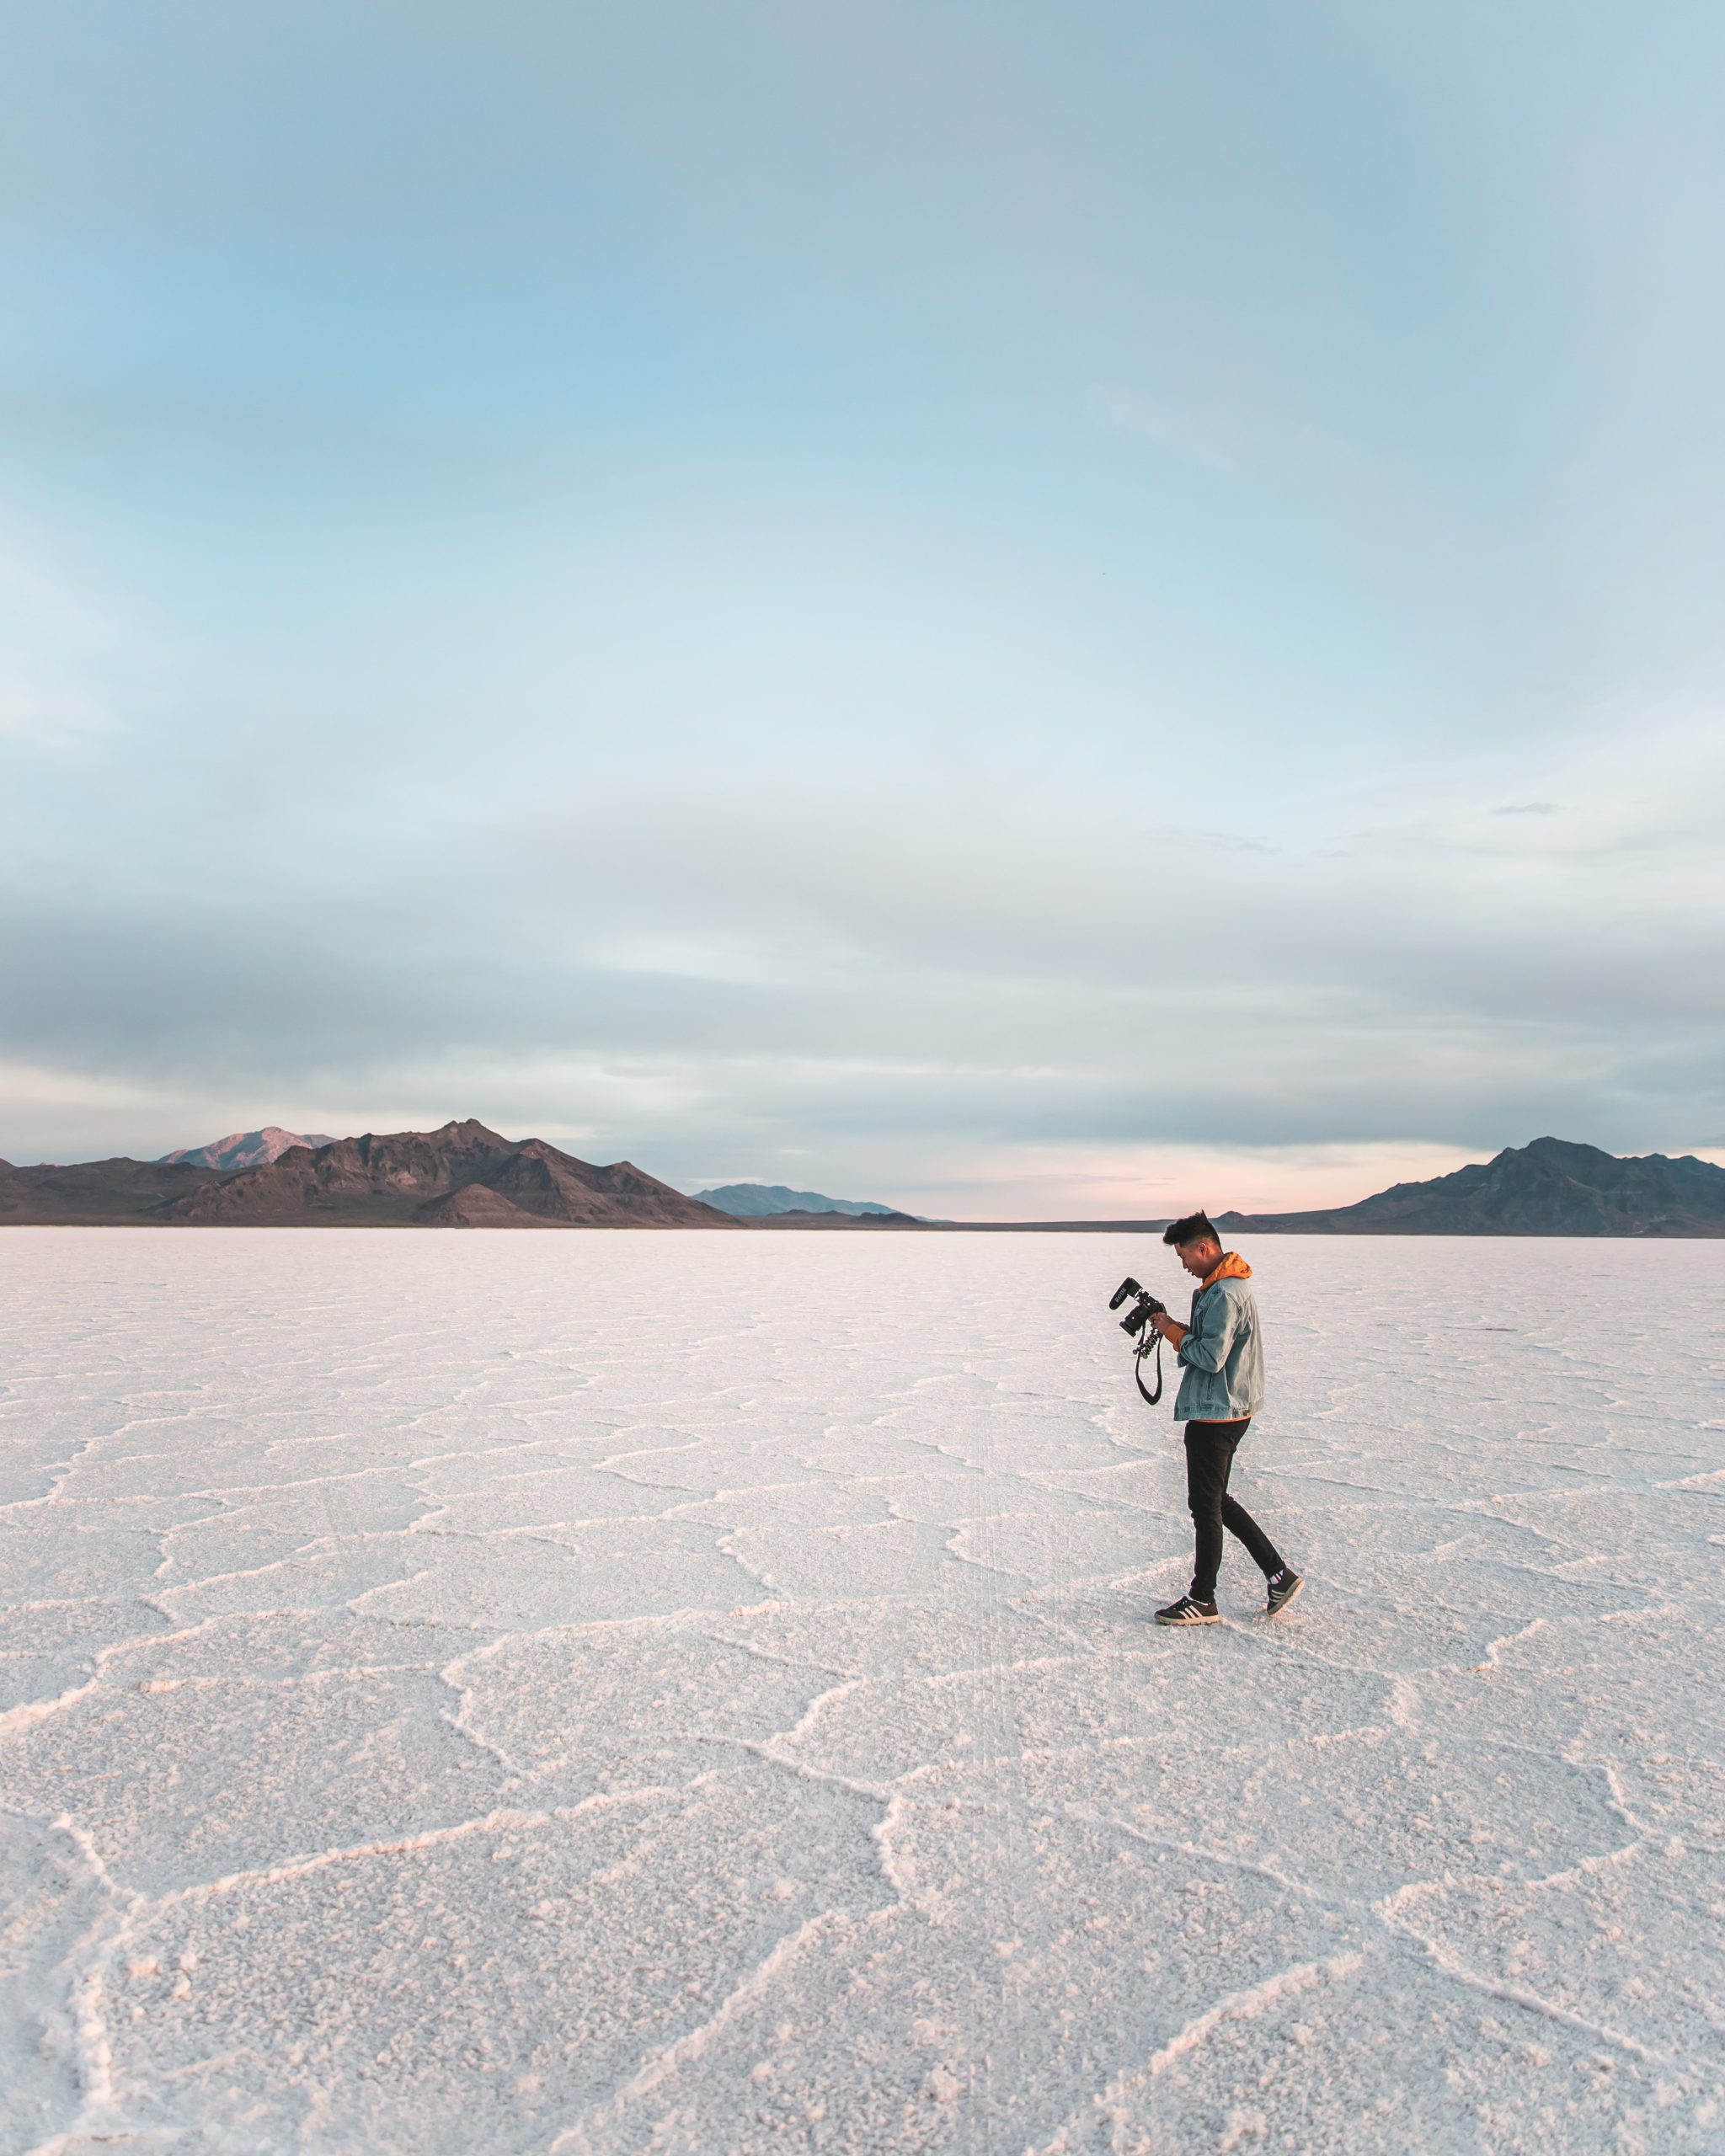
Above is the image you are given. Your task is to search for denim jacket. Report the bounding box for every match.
[1172,1268,1265,1422]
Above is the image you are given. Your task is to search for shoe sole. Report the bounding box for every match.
[1155,1611,1220,1625]
[1265,1577,1306,1619]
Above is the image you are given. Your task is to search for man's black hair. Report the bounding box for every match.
[1162,1211,1219,1249]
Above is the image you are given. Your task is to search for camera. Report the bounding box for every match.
[1109,1276,1167,1337]
[1109,1275,1170,1404]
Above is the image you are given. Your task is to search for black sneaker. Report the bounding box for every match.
[1154,1594,1220,1626]
[1264,1569,1305,1618]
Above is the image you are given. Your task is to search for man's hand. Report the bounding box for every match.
[1151,1310,1188,1348]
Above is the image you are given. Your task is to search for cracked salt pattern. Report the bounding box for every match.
[2,1231,1722,2154]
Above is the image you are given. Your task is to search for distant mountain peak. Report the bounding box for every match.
[1516,1135,1614,1163]
[159,1126,336,1171]
[697,1181,906,1219]
[433,1118,510,1145]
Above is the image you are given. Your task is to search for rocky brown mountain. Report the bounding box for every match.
[163,1119,516,1223]
[2,1121,737,1229]
[1217,1137,1725,1237]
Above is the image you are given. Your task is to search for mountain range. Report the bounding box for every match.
[2,1129,1720,1234]
[1215,1137,1725,1237]
[0,1121,734,1229]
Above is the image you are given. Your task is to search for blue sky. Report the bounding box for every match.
[3,1,1722,1214]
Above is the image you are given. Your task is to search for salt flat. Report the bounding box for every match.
[2,1230,1722,2155]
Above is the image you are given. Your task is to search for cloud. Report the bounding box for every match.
[4,691,1720,1206]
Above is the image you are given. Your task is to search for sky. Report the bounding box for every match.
[3,1,1722,1218]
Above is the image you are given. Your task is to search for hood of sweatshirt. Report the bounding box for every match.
[1201,1251,1252,1287]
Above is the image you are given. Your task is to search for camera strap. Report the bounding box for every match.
[1134,1334,1164,1406]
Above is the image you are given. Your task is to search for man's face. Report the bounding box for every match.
[1175,1237,1221,1280]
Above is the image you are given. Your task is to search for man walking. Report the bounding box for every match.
[1146,1212,1302,1625]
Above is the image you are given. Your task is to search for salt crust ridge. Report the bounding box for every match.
[1,1230,1722,2152]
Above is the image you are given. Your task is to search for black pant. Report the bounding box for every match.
[1185,1419,1284,1601]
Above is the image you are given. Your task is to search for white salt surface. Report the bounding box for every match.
[3,1230,1722,2155]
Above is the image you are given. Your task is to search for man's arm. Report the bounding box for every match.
[1157,1289,1239,1372]
[1151,1310,1188,1348]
